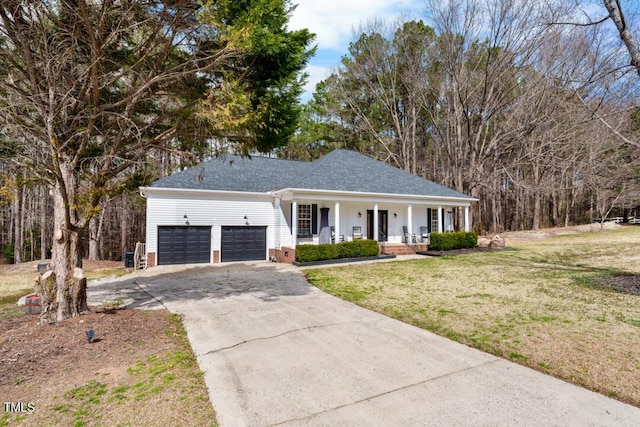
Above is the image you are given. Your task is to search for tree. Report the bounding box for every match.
[602,0,640,77]
[0,0,314,321]
[319,19,438,172]
[302,0,638,233]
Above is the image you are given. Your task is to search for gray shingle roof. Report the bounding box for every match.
[149,155,307,193]
[286,150,471,199]
[149,149,473,200]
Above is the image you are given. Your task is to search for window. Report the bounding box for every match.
[297,204,312,237]
[429,208,439,233]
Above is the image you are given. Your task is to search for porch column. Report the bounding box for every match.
[334,201,340,243]
[407,205,413,236]
[373,204,379,241]
[464,206,470,232]
[292,199,298,248]
[274,197,282,249]
[437,206,443,233]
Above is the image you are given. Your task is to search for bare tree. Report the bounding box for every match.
[0,0,315,321]
[603,0,640,77]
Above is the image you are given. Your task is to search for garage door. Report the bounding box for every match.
[157,226,211,265]
[221,226,267,262]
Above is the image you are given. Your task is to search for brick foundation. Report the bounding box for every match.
[379,243,428,255]
[213,250,220,263]
[270,247,296,264]
[147,252,156,267]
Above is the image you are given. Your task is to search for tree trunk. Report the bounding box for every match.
[13,183,23,263]
[603,0,640,78]
[88,209,105,260]
[40,186,48,260]
[46,167,88,322]
[120,195,128,258]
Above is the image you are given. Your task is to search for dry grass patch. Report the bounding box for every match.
[305,226,640,407]
[0,309,216,426]
[0,260,127,299]
[1,260,215,426]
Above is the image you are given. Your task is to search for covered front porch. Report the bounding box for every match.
[270,190,473,263]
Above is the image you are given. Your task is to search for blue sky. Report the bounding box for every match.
[287,0,626,102]
[288,0,423,101]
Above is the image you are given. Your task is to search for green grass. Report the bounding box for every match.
[0,312,217,427]
[0,287,32,320]
[304,226,640,407]
[45,313,216,426]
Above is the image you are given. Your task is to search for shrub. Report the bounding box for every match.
[429,231,477,251]
[2,243,14,264]
[295,239,380,263]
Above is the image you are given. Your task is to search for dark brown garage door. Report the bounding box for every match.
[157,226,211,265]
[221,226,267,262]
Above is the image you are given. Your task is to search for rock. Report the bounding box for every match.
[489,234,506,248]
[478,237,491,248]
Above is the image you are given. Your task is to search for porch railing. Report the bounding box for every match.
[134,241,147,270]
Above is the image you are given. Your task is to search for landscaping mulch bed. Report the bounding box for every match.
[417,246,510,256]
[0,307,186,425]
[0,307,173,392]
[293,254,396,267]
[596,275,640,295]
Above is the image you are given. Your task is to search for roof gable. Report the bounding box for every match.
[148,149,473,200]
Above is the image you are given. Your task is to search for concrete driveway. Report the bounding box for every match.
[88,263,640,426]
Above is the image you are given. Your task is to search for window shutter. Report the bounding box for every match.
[427,208,432,233]
[311,204,318,234]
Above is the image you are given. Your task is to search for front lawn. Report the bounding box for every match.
[304,225,640,407]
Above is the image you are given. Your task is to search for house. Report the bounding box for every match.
[139,149,477,266]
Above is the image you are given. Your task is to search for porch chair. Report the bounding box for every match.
[402,226,416,244]
[352,226,363,240]
[419,226,430,244]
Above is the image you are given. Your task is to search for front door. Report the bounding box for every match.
[367,210,388,242]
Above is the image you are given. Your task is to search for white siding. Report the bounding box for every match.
[144,188,470,257]
[146,191,275,257]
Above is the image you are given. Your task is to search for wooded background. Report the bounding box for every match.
[1,0,639,263]
[279,1,640,234]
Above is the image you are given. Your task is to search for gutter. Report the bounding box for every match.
[270,188,479,204]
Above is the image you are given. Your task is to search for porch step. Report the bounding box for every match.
[380,244,428,255]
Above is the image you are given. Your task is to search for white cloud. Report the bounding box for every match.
[290,0,419,51]
[289,0,421,100]
[300,64,331,102]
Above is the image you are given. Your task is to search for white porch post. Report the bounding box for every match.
[274,197,281,249]
[438,206,443,233]
[407,205,413,236]
[292,199,298,248]
[464,206,470,232]
[334,201,340,243]
[373,204,379,241]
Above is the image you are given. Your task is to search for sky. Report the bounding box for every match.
[288,0,423,101]
[287,1,629,103]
